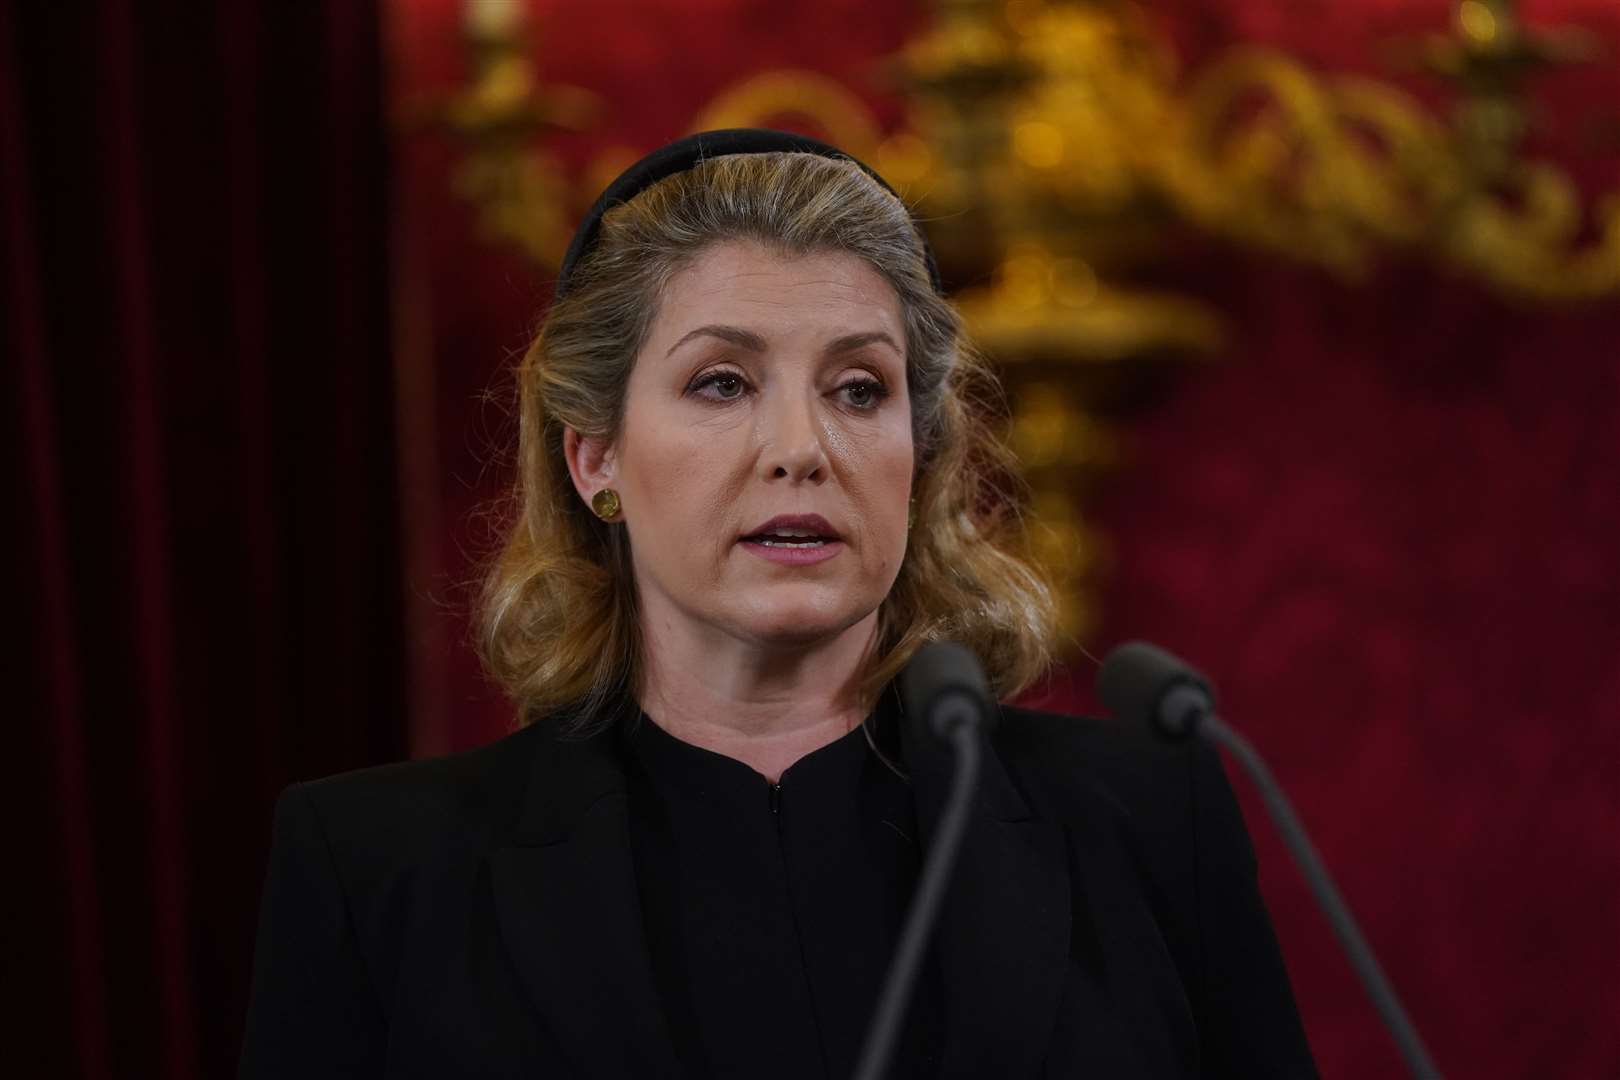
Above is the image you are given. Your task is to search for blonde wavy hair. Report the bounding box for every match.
[478,150,1056,733]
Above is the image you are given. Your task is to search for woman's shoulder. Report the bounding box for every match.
[279,722,552,868]
[990,701,1236,857]
[992,700,1199,792]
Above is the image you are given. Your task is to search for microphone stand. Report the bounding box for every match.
[851,719,980,1080]
[1198,712,1443,1080]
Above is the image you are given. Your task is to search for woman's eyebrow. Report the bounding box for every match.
[825,331,902,357]
[665,324,767,358]
[663,325,902,360]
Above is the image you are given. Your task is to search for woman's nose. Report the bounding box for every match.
[758,391,829,484]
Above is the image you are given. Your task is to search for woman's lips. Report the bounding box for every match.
[738,512,844,565]
[743,512,840,540]
[738,537,846,566]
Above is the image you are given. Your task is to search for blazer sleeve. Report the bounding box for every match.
[1189,743,1321,1078]
[239,783,388,1079]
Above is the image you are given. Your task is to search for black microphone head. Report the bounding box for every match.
[1096,641,1216,741]
[901,641,994,741]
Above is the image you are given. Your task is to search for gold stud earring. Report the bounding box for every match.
[590,488,621,521]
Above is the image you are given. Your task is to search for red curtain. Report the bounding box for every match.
[5,3,405,1077]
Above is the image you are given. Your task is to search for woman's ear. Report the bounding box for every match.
[562,426,616,507]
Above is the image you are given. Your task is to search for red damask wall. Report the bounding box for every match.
[1082,256,1620,1076]
[388,2,1620,1076]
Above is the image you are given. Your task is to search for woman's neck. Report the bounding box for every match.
[636,612,878,783]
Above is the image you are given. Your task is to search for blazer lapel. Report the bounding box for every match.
[1057,784,1201,1077]
[897,694,1072,1079]
[489,723,683,1079]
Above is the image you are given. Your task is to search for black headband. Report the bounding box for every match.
[553,128,943,301]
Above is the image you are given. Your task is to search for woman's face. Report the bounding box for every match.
[571,240,914,653]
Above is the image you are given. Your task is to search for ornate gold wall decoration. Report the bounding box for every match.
[877,0,1618,301]
[410,0,602,269]
[1157,6,1616,297]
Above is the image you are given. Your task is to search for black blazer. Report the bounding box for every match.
[239,701,1318,1078]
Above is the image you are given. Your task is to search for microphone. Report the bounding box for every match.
[1097,641,1443,1080]
[852,642,990,1080]
[900,638,997,741]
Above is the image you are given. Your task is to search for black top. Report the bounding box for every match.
[239,695,1320,1078]
[621,712,938,1078]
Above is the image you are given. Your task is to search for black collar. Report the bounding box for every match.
[489,688,1071,1078]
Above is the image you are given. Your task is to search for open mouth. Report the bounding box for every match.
[741,528,836,549]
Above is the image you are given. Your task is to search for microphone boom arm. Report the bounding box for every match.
[851,708,981,1080]
[1197,712,1443,1080]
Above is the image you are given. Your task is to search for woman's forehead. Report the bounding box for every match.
[648,241,904,350]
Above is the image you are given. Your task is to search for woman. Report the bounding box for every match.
[240,129,1317,1078]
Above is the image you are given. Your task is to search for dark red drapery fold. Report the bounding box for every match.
[5,4,407,1076]
[3,6,110,1075]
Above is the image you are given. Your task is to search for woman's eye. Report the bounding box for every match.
[839,379,887,409]
[691,371,747,400]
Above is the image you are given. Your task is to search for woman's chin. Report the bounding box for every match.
[732,591,877,649]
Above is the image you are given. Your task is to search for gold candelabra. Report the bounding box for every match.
[408,0,601,268]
